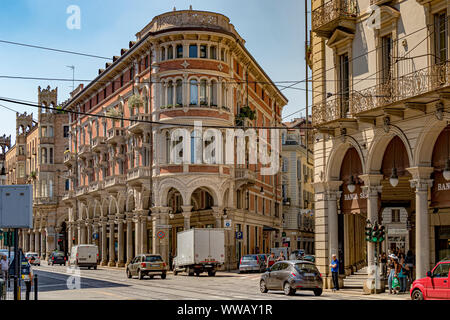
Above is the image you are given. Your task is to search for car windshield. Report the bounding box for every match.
[242,255,257,261]
[144,256,163,262]
[294,263,319,274]
[53,252,64,257]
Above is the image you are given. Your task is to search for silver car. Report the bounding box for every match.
[260,260,323,296]
[239,254,266,273]
[126,254,168,280]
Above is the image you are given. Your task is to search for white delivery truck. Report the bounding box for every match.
[69,244,99,269]
[173,228,225,277]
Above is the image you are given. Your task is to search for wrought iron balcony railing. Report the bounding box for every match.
[311,0,357,37]
[312,97,350,126]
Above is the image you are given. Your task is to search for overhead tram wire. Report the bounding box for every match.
[0,96,323,131]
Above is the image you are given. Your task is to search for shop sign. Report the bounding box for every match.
[387,228,408,235]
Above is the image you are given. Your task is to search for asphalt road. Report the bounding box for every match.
[32,263,408,300]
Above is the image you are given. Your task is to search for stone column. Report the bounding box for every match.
[21,230,26,251]
[152,210,161,256]
[77,221,82,245]
[326,189,341,258]
[108,215,116,267]
[117,215,125,267]
[134,212,141,255]
[181,205,193,230]
[212,206,224,228]
[158,207,170,263]
[25,230,30,252]
[35,230,40,257]
[408,167,434,279]
[140,215,148,254]
[86,219,93,245]
[93,218,99,248]
[30,231,35,252]
[101,218,108,266]
[126,213,134,264]
[360,175,383,277]
[41,229,46,260]
[80,220,86,244]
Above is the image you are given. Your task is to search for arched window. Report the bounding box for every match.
[222,83,227,107]
[49,147,53,164]
[167,45,173,59]
[200,80,207,105]
[190,130,202,164]
[167,81,174,106]
[190,80,198,105]
[210,46,217,60]
[176,80,183,106]
[161,47,166,61]
[189,45,198,58]
[41,148,47,164]
[211,81,218,106]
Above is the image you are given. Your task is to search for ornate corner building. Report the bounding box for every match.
[4,86,70,258]
[62,8,288,269]
[311,0,450,287]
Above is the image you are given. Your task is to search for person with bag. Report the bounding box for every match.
[387,254,396,294]
[398,257,408,293]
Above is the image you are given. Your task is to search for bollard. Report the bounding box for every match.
[34,274,38,300]
[13,275,18,300]
[25,279,31,300]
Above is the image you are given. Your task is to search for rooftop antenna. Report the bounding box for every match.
[66,65,75,92]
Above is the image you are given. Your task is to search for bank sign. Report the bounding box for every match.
[341,183,368,213]
[431,172,450,208]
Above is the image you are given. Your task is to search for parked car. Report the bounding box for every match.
[410,259,450,300]
[25,252,40,266]
[260,260,323,296]
[69,245,98,269]
[126,254,168,280]
[303,255,316,263]
[48,251,66,266]
[239,254,266,273]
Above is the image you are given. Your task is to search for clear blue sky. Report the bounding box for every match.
[0,0,309,144]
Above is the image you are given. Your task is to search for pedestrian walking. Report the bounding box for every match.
[405,250,415,282]
[277,251,286,262]
[329,254,339,291]
[387,254,396,294]
[0,255,8,280]
[380,253,387,278]
[266,252,276,269]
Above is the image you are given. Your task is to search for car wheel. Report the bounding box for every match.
[188,268,194,276]
[208,271,216,277]
[138,270,144,280]
[195,272,200,277]
[284,282,294,296]
[94,266,97,270]
[314,289,322,296]
[411,289,424,300]
[173,269,178,276]
[126,269,132,279]
[149,275,154,279]
[260,280,268,293]
[161,273,167,279]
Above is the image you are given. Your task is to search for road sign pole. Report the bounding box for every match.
[13,228,19,300]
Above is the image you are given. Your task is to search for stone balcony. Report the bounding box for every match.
[235,168,256,185]
[75,186,88,197]
[34,196,57,206]
[127,166,151,184]
[62,190,74,202]
[39,136,54,144]
[311,0,357,38]
[78,144,92,159]
[88,180,104,194]
[107,127,126,145]
[128,113,151,134]
[63,152,76,167]
[92,136,107,153]
[104,174,127,191]
[312,62,450,127]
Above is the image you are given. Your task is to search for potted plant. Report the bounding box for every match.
[128,94,144,109]
[166,104,173,109]
[29,171,37,179]
[175,104,183,108]
[105,109,123,124]
[160,105,166,110]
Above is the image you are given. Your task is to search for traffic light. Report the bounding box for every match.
[379,225,385,242]
[372,223,379,242]
[365,225,372,242]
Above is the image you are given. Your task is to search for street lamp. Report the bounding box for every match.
[389,167,399,187]
[347,175,356,193]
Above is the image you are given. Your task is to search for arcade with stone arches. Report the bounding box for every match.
[315,116,450,286]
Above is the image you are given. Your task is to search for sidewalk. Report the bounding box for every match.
[322,288,410,300]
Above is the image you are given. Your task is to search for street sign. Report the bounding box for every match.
[93,233,99,240]
[0,185,33,228]
[235,231,243,240]
[224,219,232,228]
[156,230,166,239]
[282,232,286,237]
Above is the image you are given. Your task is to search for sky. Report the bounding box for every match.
[0,0,310,145]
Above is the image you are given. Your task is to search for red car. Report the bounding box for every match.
[410,260,450,300]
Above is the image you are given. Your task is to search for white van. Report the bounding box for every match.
[70,245,99,269]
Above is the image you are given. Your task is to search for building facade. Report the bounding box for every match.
[0,134,10,185]
[281,118,315,254]
[4,86,70,258]
[62,8,288,269]
[311,0,450,287]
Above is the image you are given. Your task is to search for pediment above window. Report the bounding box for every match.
[377,5,401,28]
[327,29,355,49]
